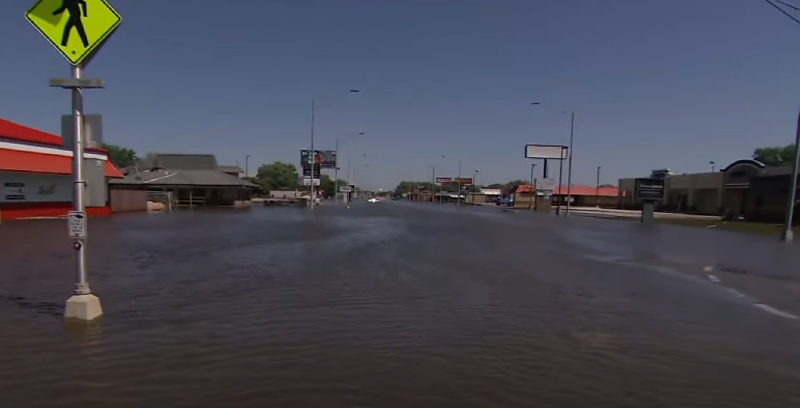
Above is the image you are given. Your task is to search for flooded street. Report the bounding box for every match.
[2,202,800,407]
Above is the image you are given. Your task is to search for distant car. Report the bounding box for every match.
[495,197,514,207]
[367,198,379,203]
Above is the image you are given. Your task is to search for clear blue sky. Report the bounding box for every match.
[2,0,800,190]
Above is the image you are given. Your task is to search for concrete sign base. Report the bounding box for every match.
[65,294,103,321]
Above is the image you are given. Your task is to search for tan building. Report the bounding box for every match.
[618,159,798,222]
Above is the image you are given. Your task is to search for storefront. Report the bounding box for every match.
[0,118,123,222]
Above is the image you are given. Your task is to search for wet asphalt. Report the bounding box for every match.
[1,201,800,407]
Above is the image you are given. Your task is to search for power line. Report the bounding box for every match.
[775,0,800,12]
[763,0,800,26]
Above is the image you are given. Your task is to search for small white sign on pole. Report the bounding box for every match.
[302,178,321,186]
[67,211,87,239]
[535,178,556,192]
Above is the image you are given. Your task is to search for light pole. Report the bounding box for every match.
[457,160,462,206]
[438,155,446,204]
[780,104,800,243]
[531,103,574,216]
[309,89,359,210]
[529,162,537,210]
[335,131,365,205]
[565,112,576,216]
[473,169,480,204]
[595,166,601,206]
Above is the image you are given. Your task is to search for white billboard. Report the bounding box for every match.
[525,144,568,160]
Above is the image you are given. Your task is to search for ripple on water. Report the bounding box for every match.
[2,208,800,407]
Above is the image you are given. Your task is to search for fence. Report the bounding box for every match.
[147,191,174,211]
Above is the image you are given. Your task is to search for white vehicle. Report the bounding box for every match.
[367,198,379,203]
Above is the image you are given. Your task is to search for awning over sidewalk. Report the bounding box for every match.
[0,148,123,178]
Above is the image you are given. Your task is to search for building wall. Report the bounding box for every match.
[0,171,111,221]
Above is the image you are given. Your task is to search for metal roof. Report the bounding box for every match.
[110,169,257,187]
[219,165,244,173]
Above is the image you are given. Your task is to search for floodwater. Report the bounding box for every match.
[2,202,800,407]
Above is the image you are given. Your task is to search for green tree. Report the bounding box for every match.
[320,176,348,198]
[255,162,299,193]
[753,144,797,167]
[103,143,138,168]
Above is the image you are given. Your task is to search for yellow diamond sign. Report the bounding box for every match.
[26,0,122,66]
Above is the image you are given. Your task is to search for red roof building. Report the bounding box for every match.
[0,118,124,221]
[515,184,619,197]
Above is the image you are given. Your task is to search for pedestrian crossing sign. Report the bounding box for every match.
[26,0,122,66]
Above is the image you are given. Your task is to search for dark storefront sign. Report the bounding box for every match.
[635,178,665,201]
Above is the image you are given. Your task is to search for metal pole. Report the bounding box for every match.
[780,104,800,243]
[309,99,316,210]
[334,138,339,205]
[596,166,601,206]
[457,160,462,206]
[431,165,435,202]
[556,147,565,215]
[565,112,575,216]
[529,163,535,210]
[72,65,90,295]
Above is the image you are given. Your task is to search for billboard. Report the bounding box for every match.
[635,178,665,201]
[435,177,453,184]
[456,178,473,186]
[300,150,337,177]
[525,144,568,160]
[301,150,337,168]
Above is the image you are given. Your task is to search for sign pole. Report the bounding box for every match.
[59,64,102,322]
[27,0,123,322]
[72,65,90,295]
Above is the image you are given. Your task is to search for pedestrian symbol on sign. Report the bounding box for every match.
[25,0,122,65]
[53,0,89,49]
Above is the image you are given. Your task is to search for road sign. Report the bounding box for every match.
[67,210,87,239]
[635,178,665,201]
[302,178,320,186]
[26,0,122,66]
[535,178,556,192]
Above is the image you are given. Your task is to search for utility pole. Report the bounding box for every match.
[334,139,339,205]
[595,166,601,207]
[529,163,537,210]
[565,112,576,216]
[780,104,800,243]
[309,99,317,210]
[457,160,462,206]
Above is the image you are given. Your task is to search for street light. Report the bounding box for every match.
[595,166,601,206]
[434,155,445,204]
[532,102,575,217]
[335,131,365,205]
[710,161,716,172]
[472,168,480,204]
[309,89,360,210]
[780,105,800,243]
[529,162,537,210]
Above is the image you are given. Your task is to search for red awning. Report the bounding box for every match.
[0,148,123,178]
